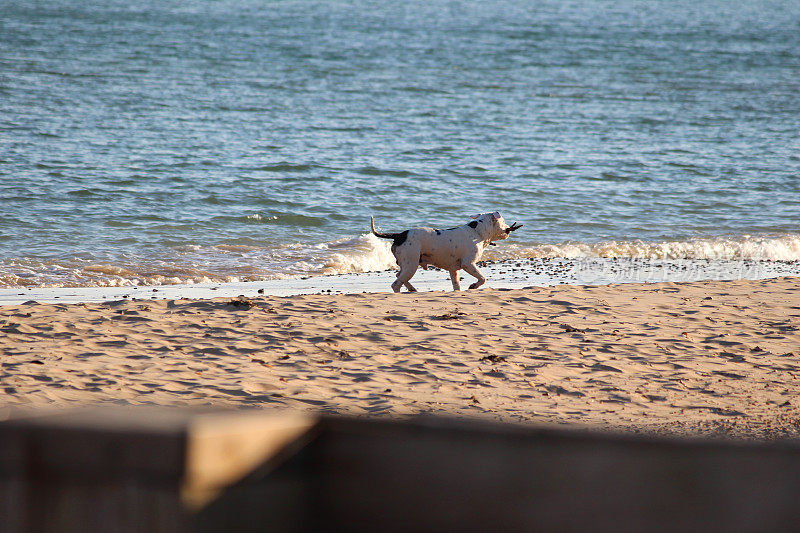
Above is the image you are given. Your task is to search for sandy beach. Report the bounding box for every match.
[1,277,799,440]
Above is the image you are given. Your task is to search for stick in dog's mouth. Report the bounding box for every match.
[505,222,523,234]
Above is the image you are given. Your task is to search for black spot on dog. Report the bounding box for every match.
[468,221,478,228]
[393,230,409,247]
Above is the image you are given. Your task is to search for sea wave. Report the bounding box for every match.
[0,233,797,288]
[486,234,800,262]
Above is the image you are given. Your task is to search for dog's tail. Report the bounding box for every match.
[370,216,402,240]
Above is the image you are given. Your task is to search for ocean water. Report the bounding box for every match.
[1,0,799,288]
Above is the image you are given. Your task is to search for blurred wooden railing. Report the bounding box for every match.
[2,407,800,532]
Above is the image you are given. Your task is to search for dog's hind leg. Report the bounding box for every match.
[449,269,461,291]
[462,262,486,289]
[392,263,418,293]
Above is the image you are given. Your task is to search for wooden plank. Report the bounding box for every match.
[1,407,188,480]
[0,408,317,533]
[0,423,25,533]
[314,417,800,532]
[182,410,317,508]
[5,408,800,532]
[191,449,315,533]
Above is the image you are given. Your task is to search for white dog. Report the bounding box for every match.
[371,212,522,292]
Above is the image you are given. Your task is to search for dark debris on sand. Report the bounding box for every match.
[227,296,256,309]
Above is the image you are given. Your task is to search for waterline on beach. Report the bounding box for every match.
[2,256,798,305]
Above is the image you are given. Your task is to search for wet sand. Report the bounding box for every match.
[1,277,799,440]
[3,257,799,305]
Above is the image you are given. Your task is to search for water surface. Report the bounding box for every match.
[1,0,798,287]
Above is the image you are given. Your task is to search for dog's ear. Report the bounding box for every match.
[492,212,501,220]
[470,214,481,220]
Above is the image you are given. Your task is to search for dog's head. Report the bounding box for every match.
[470,212,522,241]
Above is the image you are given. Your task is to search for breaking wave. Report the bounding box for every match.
[0,233,797,288]
[485,233,800,262]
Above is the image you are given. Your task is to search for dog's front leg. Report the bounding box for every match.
[449,270,461,291]
[462,262,486,289]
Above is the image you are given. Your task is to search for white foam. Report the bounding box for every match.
[483,234,800,262]
[1,233,798,288]
[314,234,397,275]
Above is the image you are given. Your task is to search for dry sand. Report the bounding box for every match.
[1,277,799,440]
